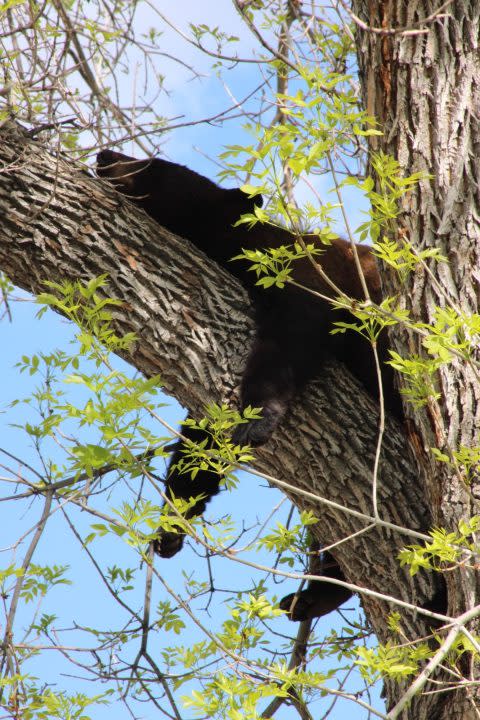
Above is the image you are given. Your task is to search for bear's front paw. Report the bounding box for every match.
[152,530,185,558]
[232,406,283,447]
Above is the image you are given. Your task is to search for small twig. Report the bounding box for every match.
[335,0,454,36]
[0,490,54,693]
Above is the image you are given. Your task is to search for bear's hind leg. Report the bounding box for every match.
[279,551,353,621]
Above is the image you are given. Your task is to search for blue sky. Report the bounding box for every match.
[0,2,384,719]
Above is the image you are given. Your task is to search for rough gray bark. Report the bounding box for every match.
[0,121,445,717]
[352,1,480,717]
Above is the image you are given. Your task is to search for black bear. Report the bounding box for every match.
[96,149,400,614]
[279,549,353,622]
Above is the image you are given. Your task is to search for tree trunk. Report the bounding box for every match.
[0,120,459,718]
[352,1,480,717]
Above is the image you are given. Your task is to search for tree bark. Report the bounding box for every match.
[352,1,480,717]
[0,120,453,718]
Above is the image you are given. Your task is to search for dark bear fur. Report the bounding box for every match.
[278,552,447,623]
[97,149,401,612]
[279,550,353,622]
[97,148,400,439]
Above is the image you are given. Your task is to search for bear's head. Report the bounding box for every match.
[97,149,263,242]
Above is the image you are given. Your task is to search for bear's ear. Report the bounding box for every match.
[97,149,149,195]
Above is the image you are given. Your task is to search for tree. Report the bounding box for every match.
[0,2,479,719]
